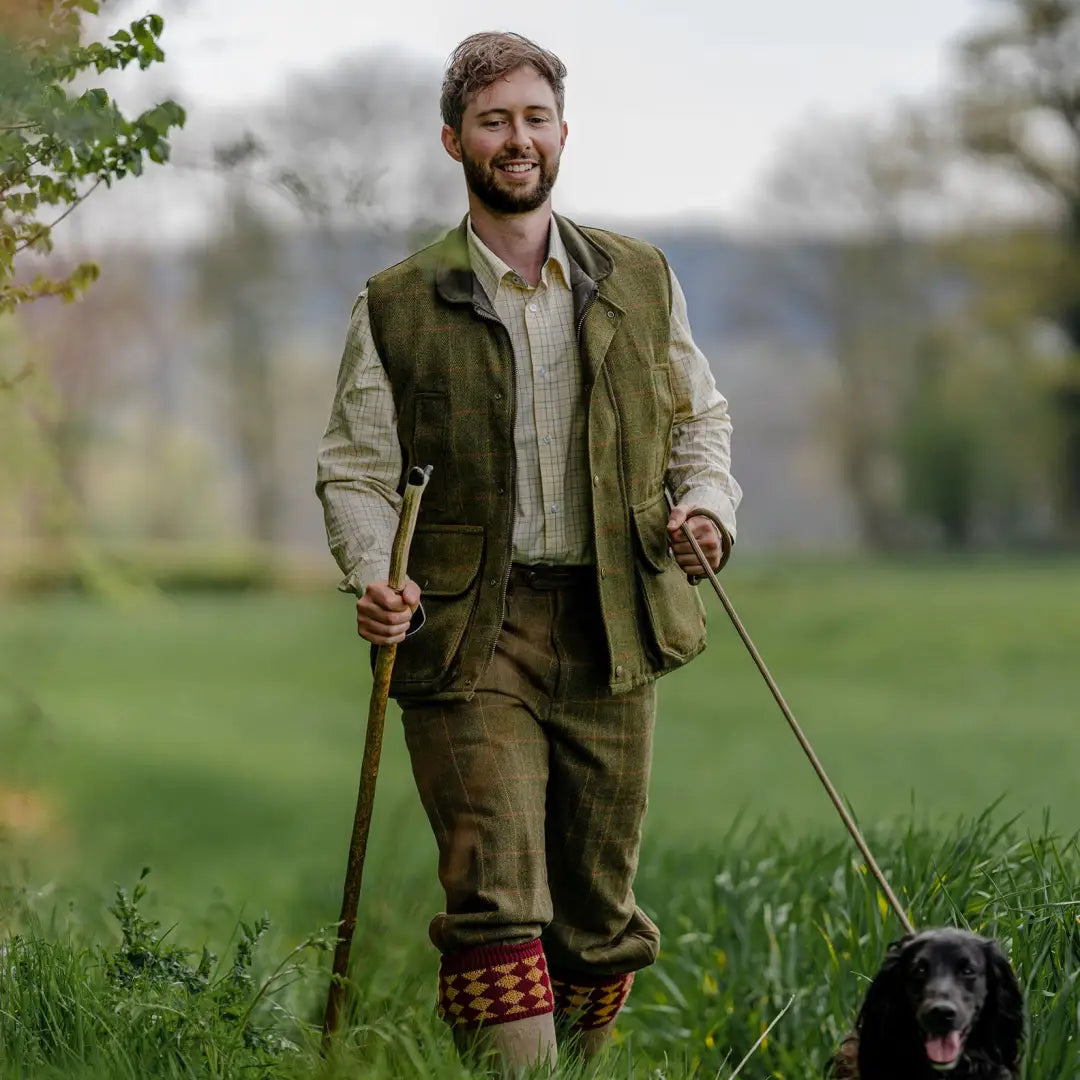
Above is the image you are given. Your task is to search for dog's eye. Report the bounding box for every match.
[911,958,930,979]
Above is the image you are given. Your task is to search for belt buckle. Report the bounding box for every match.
[523,566,567,590]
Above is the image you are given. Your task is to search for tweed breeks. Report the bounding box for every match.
[400,566,660,980]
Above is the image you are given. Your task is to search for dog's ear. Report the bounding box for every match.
[856,936,916,1073]
[973,938,1024,1071]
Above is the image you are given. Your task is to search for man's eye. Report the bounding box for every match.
[528,116,549,124]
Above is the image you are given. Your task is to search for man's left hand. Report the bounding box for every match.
[666,504,722,577]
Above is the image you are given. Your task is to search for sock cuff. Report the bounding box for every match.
[550,969,635,1029]
[438,938,554,1029]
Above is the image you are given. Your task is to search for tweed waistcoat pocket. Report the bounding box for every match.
[630,491,706,663]
[397,524,486,691]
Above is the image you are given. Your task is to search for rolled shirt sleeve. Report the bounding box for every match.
[315,291,402,595]
[665,267,742,542]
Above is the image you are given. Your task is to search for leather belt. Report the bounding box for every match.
[510,564,594,590]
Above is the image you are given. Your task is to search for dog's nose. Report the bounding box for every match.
[925,1002,959,1031]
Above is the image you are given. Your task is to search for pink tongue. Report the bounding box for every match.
[926,1031,963,1064]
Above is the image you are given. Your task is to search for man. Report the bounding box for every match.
[316,31,741,1074]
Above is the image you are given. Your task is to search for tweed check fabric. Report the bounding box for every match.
[315,218,741,596]
[400,568,661,973]
[437,938,554,1029]
[551,970,635,1029]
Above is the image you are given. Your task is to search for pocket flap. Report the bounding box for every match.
[408,525,485,597]
[631,491,672,573]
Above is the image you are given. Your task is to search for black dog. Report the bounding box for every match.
[830,929,1023,1079]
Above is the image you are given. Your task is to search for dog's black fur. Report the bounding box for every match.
[830,929,1023,1079]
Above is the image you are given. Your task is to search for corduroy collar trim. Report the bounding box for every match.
[432,212,613,306]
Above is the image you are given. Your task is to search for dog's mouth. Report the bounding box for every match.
[924,1029,968,1071]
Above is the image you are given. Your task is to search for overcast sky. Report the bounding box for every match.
[84,0,985,235]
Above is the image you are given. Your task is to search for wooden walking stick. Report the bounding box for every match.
[322,464,432,1044]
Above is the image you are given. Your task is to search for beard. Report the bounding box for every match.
[461,148,560,214]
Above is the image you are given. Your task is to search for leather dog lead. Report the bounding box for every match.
[323,464,433,1044]
[676,505,915,937]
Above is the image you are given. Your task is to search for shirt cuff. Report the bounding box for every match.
[336,555,391,596]
[676,487,738,545]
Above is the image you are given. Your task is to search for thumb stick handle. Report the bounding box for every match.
[388,465,432,591]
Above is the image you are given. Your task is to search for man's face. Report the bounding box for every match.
[442,64,567,215]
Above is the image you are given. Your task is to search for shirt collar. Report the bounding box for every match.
[466,215,571,302]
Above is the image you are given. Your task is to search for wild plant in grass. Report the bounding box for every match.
[0,867,334,1078]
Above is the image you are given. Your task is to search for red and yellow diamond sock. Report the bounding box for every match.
[550,970,635,1030]
[437,939,555,1029]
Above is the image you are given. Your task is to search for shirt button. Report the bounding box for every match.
[550,503,558,513]
[529,303,538,312]
[494,391,502,400]
[614,664,624,677]
[538,366,547,377]
[606,310,615,319]
[593,474,600,485]
[488,578,497,587]
[543,434,552,445]
[599,567,606,579]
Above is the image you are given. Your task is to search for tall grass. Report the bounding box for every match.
[3,810,1078,1078]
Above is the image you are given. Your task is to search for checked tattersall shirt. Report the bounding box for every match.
[316,217,742,595]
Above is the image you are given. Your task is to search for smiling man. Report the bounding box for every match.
[316,31,741,1075]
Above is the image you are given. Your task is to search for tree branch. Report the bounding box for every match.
[13,176,102,253]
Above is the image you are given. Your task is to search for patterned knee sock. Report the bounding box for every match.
[438,939,555,1029]
[550,970,635,1029]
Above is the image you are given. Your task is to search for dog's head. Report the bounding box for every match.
[856,929,1023,1076]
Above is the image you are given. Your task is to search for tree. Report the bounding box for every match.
[0,0,183,592]
[187,51,457,545]
[956,0,1080,531]
[193,138,284,545]
[0,0,184,375]
[750,110,945,549]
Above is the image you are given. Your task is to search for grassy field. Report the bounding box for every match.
[1,558,1079,1077]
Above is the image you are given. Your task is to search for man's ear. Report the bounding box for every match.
[560,119,567,150]
[441,124,463,163]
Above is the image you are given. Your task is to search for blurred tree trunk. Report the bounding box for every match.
[195,179,282,545]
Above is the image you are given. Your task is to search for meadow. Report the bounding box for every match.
[1,557,1078,1077]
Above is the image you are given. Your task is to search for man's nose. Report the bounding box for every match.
[504,118,533,149]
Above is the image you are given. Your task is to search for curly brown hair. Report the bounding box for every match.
[441,32,566,133]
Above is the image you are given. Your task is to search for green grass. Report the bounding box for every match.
[1,557,1079,1076]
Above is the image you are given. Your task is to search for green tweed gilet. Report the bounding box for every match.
[367,214,706,699]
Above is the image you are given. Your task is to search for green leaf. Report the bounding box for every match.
[131,19,154,48]
[108,29,132,44]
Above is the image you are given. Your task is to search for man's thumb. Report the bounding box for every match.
[667,504,688,532]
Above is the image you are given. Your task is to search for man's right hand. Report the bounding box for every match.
[356,578,422,645]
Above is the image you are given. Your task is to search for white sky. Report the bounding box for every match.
[86,0,985,232]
